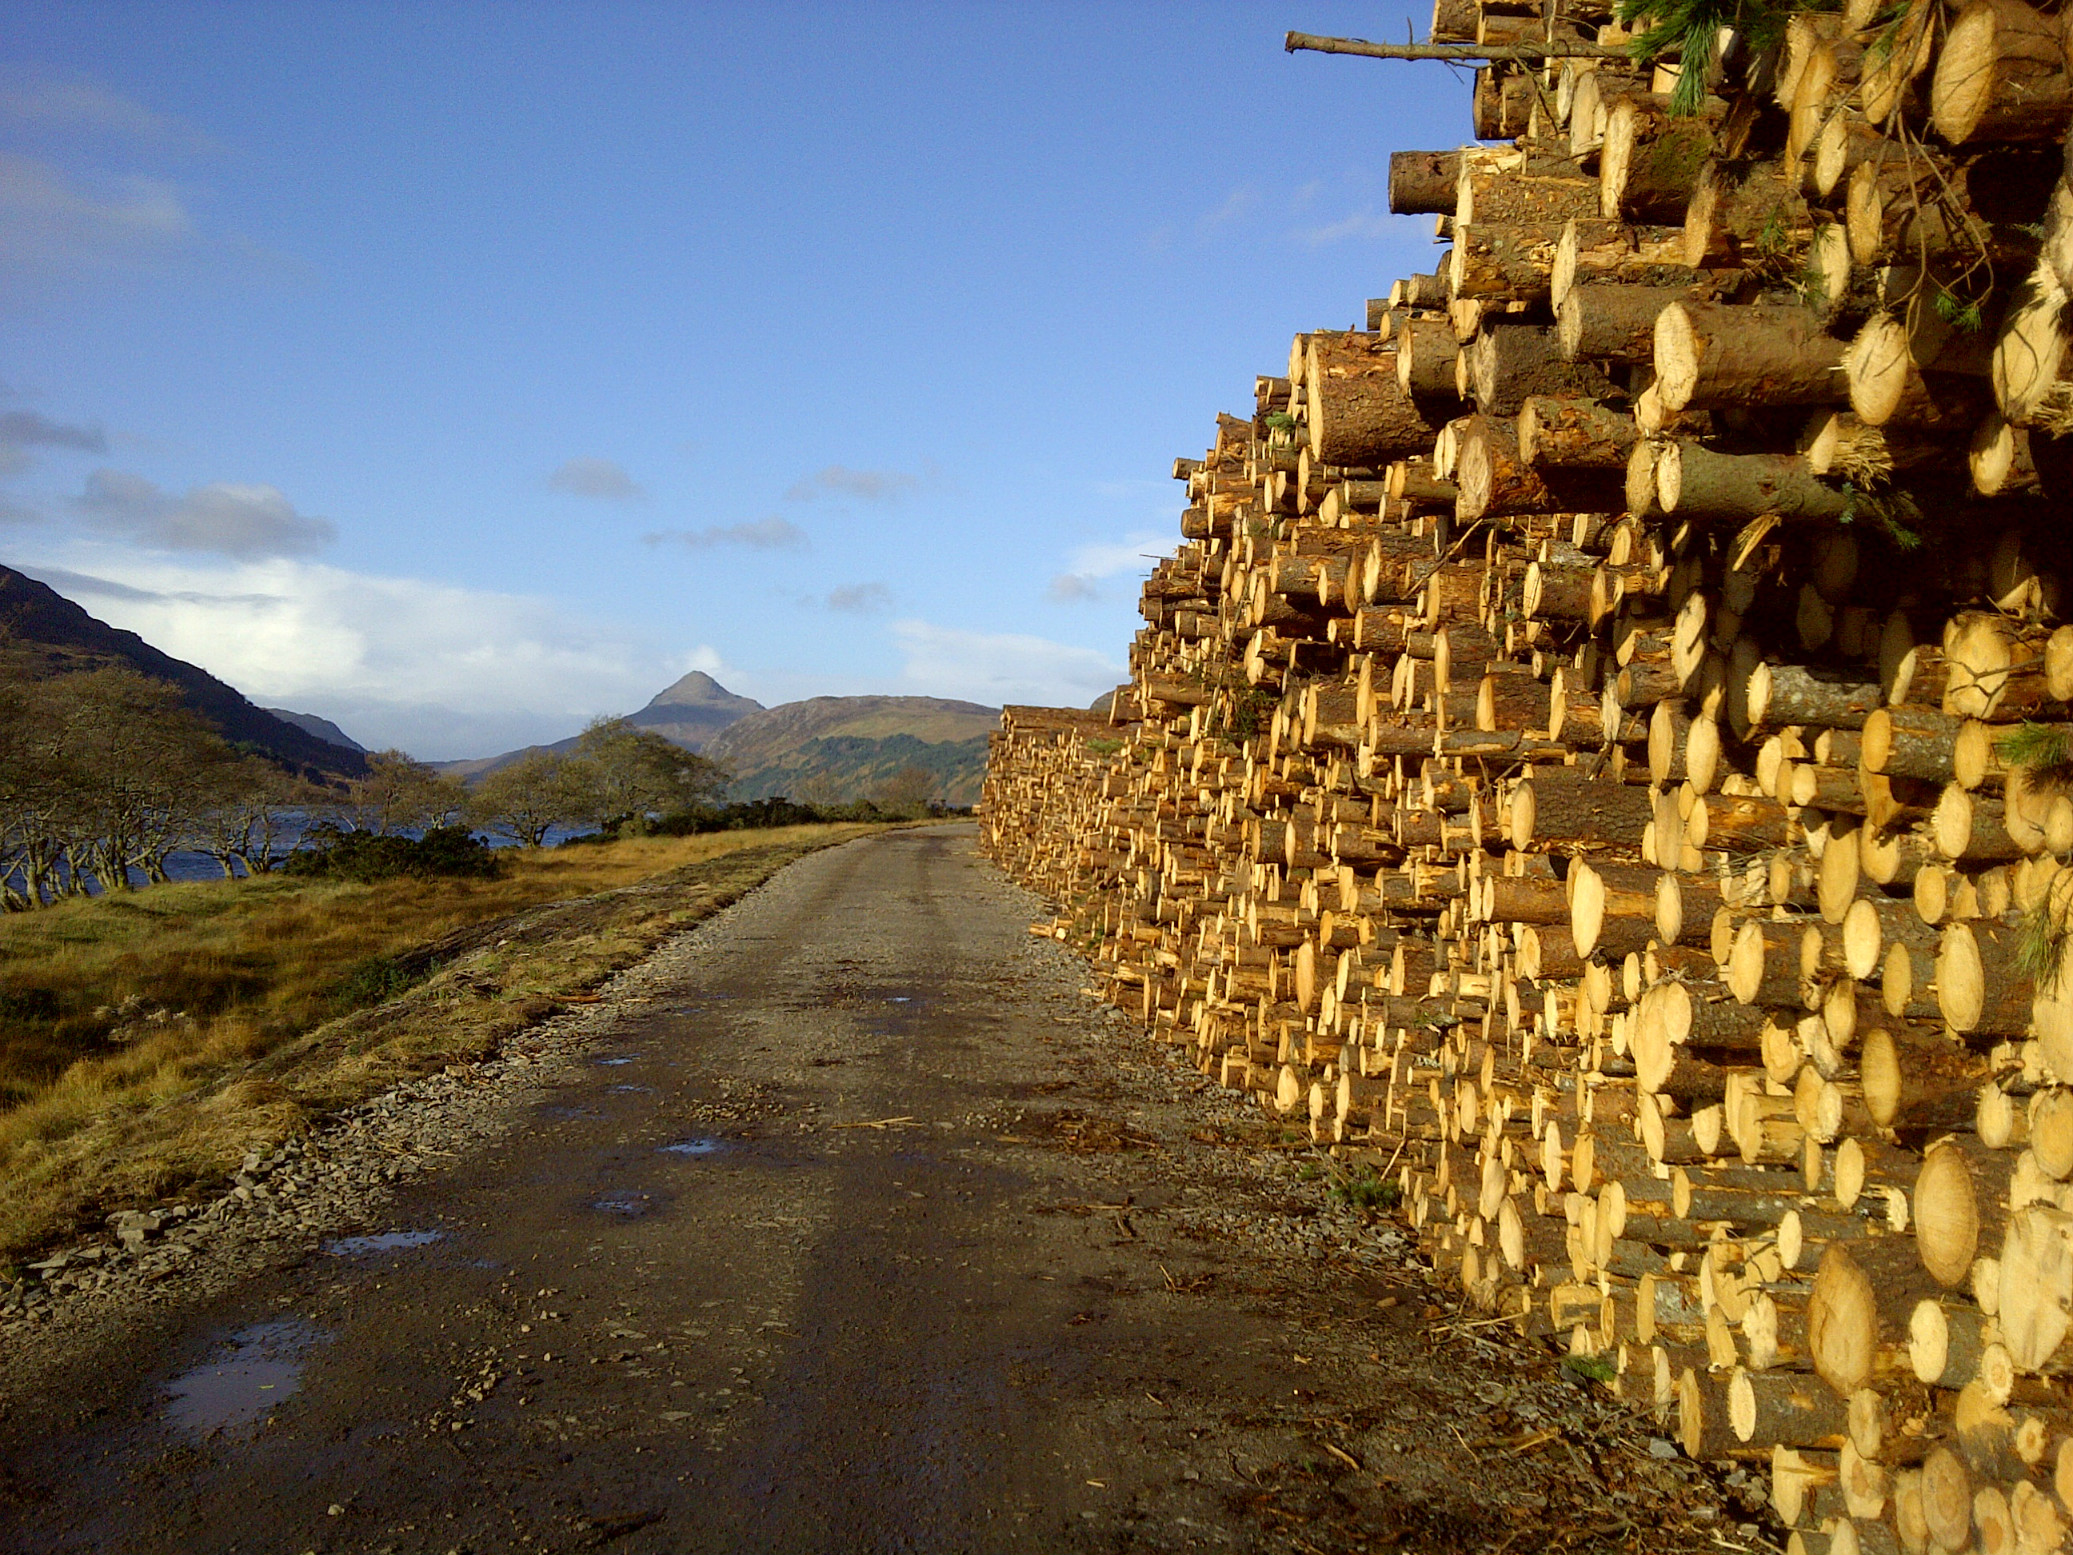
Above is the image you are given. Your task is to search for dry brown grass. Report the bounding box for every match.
[0,824,888,1260]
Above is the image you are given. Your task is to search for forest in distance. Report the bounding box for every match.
[0,658,954,909]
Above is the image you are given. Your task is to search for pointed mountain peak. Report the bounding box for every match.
[644,670,763,713]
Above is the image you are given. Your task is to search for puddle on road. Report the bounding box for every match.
[166,1320,328,1434]
[594,1056,637,1067]
[660,1138,724,1157]
[590,1190,656,1217]
[323,1230,444,1257]
[540,1104,598,1121]
[607,1083,656,1095]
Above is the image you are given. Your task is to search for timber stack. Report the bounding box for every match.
[983,0,2073,1548]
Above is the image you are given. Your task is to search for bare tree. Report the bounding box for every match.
[348,749,469,836]
[49,668,225,891]
[0,664,296,902]
[469,750,579,847]
[793,770,846,809]
[872,763,939,816]
[191,755,302,876]
[0,674,73,907]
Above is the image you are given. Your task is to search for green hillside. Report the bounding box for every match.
[721,732,988,808]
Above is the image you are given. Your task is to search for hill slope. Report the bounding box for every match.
[703,696,997,807]
[438,680,993,807]
[263,708,367,754]
[0,566,368,780]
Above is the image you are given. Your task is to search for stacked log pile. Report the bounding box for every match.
[984,0,2073,1548]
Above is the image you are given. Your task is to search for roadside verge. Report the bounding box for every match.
[0,824,890,1264]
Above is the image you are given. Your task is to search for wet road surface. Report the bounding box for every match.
[0,827,1735,1553]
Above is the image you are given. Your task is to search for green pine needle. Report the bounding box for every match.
[1615,0,1815,114]
[2018,896,2072,996]
[1997,723,2073,796]
[1996,722,2073,771]
[1837,483,1925,551]
[1932,286,1984,333]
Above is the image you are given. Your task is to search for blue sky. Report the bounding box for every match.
[0,1,1461,758]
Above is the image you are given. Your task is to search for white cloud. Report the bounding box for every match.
[1296,210,1395,246]
[825,582,890,613]
[642,517,807,550]
[0,150,195,271]
[892,619,1123,708]
[13,551,692,760]
[74,468,335,557]
[1047,573,1099,603]
[547,456,642,500]
[1067,530,1167,580]
[784,465,919,503]
[0,76,219,153]
[677,644,727,676]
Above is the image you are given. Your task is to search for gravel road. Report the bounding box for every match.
[0,826,1753,1553]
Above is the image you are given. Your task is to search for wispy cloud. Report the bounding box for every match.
[825,582,891,614]
[1067,530,1166,581]
[0,410,106,452]
[1295,210,1394,246]
[73,469,336,558]
[14,562,279,607]
[1047,574,1099,603]
[892,620,1123,707]
[1090,477,1168,500]
[0,409,107,474]
[1195,186,1259,239]
[0,150,196,272]
[0,77,219,153]
[784,465,919,503]
[547,456,643,500]
[642,516,807,551]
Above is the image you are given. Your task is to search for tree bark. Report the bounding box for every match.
[1929,0,2073,146]
[1517,395,1637,469]
[1469,324,1616,416]
[1600,93,1724,223]
[1388,149,1461,216]
[1655,302,1850,412]
[1305,333,1444,468]
[1558,281,1710,364]
[1395,316,1463,397]
[1655,441,1850,524]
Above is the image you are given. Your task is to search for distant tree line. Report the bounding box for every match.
[0,682,740,907]
[0,667,953,908]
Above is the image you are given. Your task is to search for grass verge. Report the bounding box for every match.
[0,823,890,1260]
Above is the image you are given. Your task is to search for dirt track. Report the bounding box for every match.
[0,826,1753,1553]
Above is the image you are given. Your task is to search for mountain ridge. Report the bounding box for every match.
[0,565,369,780]
[439,685,998,805]
[1,566,998,804]
[263,708,368,754]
